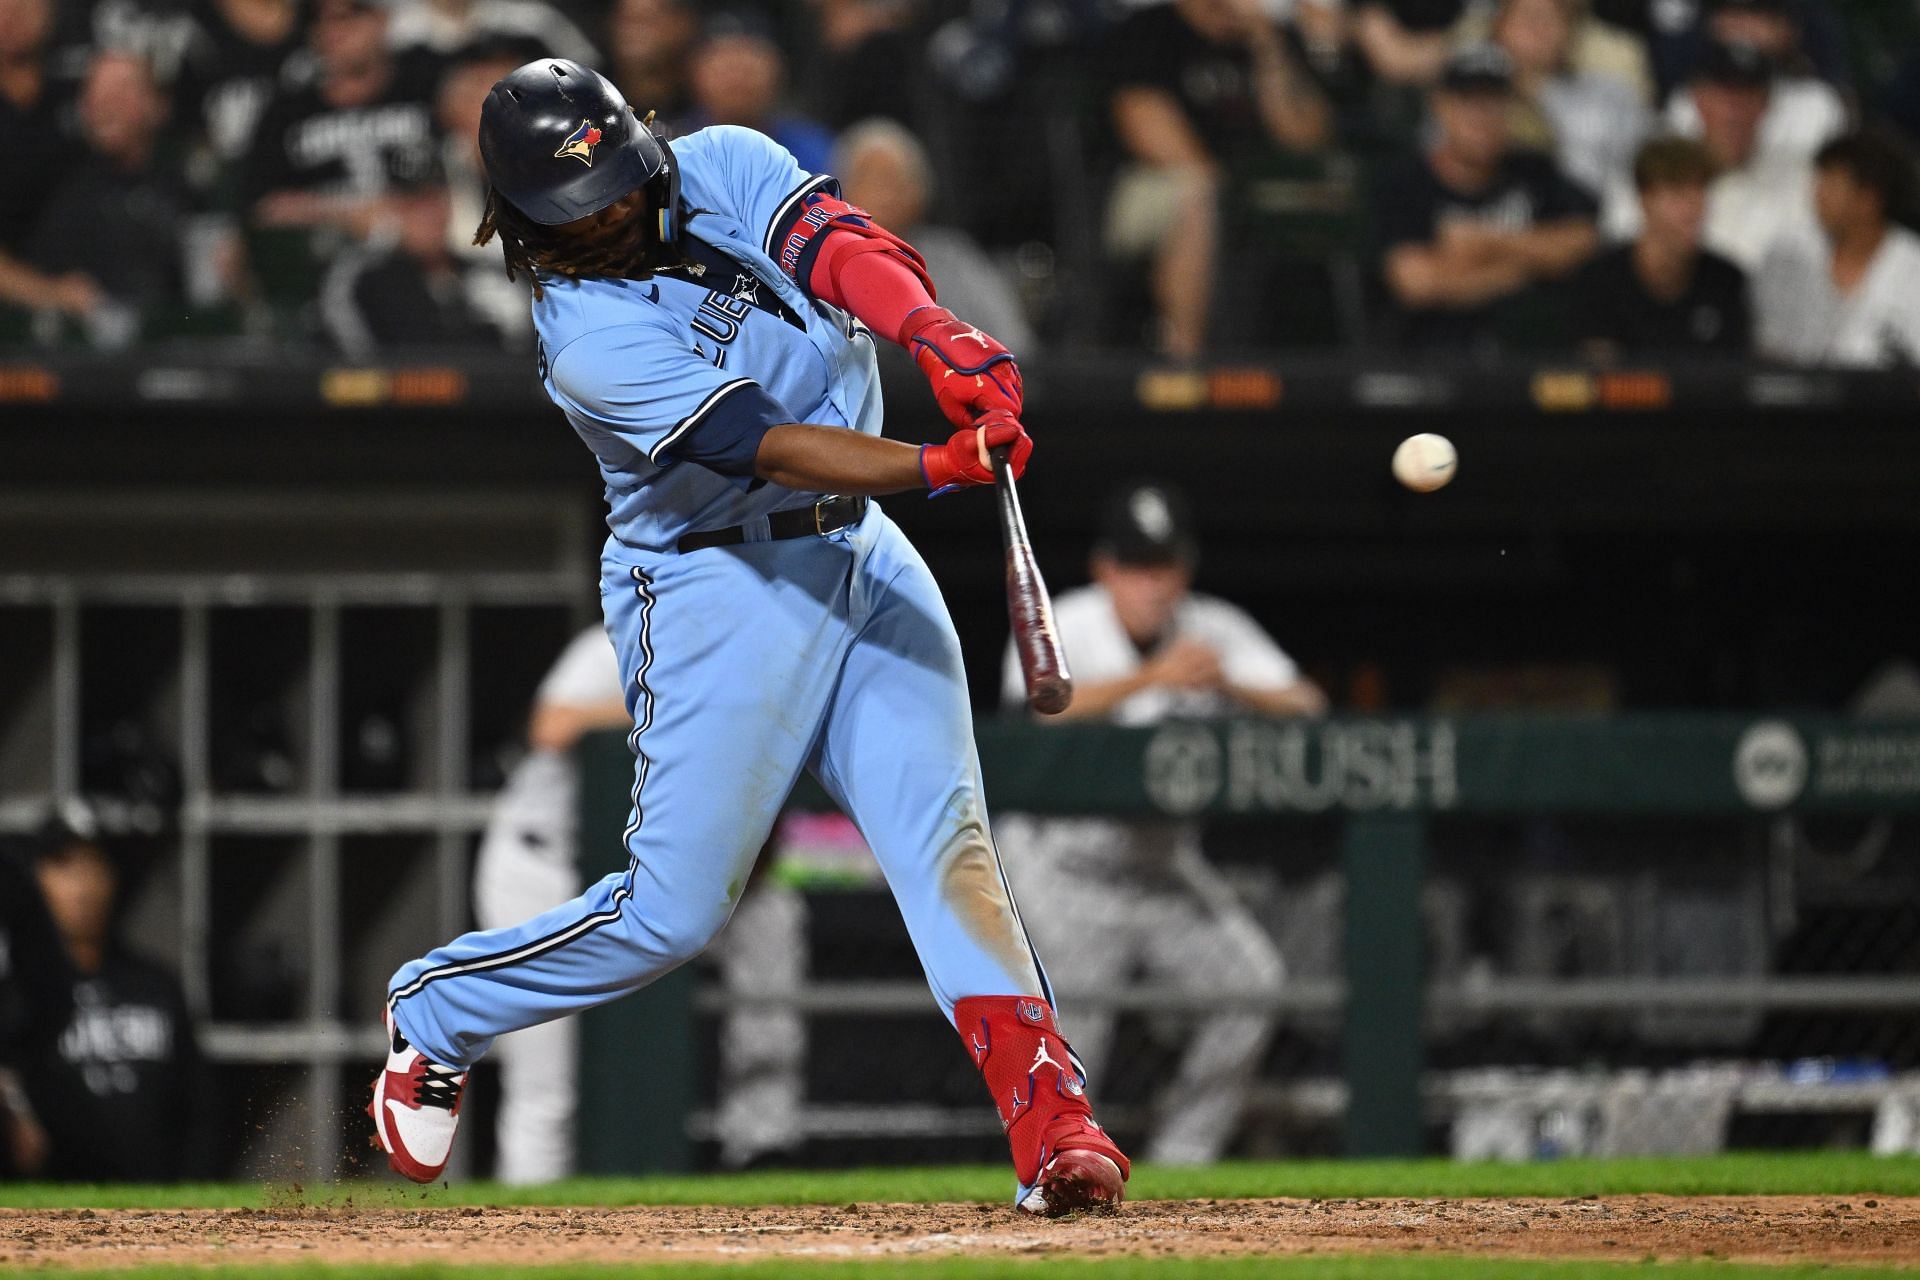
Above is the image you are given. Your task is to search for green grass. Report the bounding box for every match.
[4,1153,1920,1211]
[23,1261,1920,1280]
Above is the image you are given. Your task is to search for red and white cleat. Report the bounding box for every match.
[368,1006,467,1183]
[1017,1142,1127,1217]
[954,996,1131,1218]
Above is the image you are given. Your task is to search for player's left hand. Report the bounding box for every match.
[900,305,1023,429]
[919,410,1032,495]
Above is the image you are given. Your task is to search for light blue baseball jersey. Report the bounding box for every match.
[531,125,884,552]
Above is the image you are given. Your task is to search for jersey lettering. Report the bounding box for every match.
[690,290,753,346]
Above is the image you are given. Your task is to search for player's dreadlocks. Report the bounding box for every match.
[474,186,684,299]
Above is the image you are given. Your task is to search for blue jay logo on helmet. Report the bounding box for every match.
[554,119,603,166]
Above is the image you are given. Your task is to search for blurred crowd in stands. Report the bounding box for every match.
[2,0,1917,365]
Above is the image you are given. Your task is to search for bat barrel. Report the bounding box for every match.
[990,445,1073,715]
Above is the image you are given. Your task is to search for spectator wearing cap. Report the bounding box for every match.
[1754,129,1920,367]
[387,0,600,66]
[607,0,697,131]
[1571,136,1751,359]
[994,483,1323,1166]
[24,50,192,348]
[241,0,462,352]
[1643,0,1853,101]
[16,816,212,1182]
[1373,43,1599,352]
[1652,37,1823,269]
[1665,5,1847,162]
[1101,0,1332,361]
[835,118,1036,357]
[681,12,834,175]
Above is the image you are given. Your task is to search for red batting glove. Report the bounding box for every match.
[901,305,1023,429]
[919,410,1032,496]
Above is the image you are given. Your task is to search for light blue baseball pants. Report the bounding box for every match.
[387,504,1048,1067]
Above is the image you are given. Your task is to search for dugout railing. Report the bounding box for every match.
[0,570,595,1179]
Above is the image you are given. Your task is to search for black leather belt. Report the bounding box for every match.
[676,495,867,553]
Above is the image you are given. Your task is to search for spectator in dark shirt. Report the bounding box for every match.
[172,0,307,194]
[21,817,211,1183]
[681,11,834,174]
[607,0,696,129]
[1375,43,1600,353]
[244,0,458,352]
[1104,0,1332,361]
[0,0,94,331]
[28,50,191,347]
[804,0,927,130]
[1572,135,1750,359]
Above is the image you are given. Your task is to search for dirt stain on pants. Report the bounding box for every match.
[940,820,1041,993]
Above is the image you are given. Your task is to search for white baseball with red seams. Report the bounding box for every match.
[1393,433,1458,492]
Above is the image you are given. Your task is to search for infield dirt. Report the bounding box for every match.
[4,1196,1918,1269]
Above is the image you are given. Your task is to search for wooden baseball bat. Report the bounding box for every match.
[991,445,1072,715]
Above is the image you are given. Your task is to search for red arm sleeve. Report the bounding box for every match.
[772,189,938,345]
[808,237,936,345]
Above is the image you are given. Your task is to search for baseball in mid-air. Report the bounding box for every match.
[1392,433,1457,492]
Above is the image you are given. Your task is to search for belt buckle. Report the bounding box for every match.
[814,495,841,537]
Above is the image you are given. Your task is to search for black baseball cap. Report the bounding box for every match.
[1439,43,1515,95]
[27,803,106,865]
[1693,37,1776,87]
[1098,483,1199,567]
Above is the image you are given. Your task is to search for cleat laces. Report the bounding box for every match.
[415,1061,464,1112]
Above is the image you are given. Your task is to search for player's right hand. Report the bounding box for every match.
[919,410,1032,495]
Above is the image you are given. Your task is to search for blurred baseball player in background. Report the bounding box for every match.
[470,627,626,1184]
[998,483,1326,1164]
[372,59,1127,1214]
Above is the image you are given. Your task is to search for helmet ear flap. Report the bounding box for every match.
[639,111,682,249]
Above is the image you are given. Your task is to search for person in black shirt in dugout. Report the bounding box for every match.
[19,816,211,1182]
[0,847,72,1179]
[1374,43,1599,353]
[1572,136,1751,360]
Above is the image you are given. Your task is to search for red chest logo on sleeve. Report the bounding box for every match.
[554,119,603,166]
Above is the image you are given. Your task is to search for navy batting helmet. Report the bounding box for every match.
[478,59,681,241]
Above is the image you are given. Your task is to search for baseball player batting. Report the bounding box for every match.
[370,59,1128,1215]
